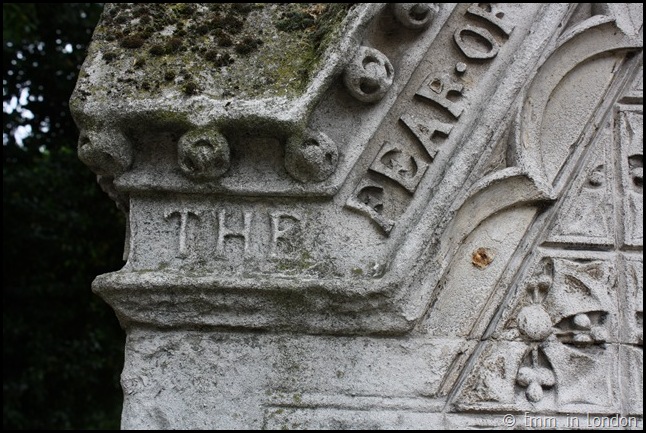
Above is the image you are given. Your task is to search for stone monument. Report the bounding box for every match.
[71,4,643,429]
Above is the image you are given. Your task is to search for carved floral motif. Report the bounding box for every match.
[512,258,613,403]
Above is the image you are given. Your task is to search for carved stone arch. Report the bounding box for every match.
[513,18,641,189]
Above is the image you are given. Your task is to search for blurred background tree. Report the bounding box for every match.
[3,4,126,429]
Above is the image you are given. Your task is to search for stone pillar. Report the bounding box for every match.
[71,4,643,429]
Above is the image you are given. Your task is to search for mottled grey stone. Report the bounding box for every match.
[72,3,643,429]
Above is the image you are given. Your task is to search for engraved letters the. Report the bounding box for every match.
[165,208,304,259]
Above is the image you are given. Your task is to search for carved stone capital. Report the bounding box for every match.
[73,3,643,429]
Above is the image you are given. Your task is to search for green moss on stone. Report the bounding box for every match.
[102,51,118,63]
[133,57,146,68]
[233,36,263,55]
[148,43,166,56]
[120,34,145,49]
[165,37,184,53]
[182,81,200,95]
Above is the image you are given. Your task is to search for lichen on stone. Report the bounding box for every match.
[81,3,355,101]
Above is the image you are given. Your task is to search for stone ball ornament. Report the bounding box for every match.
[285,130,339,183]
[77,129,133,176]
[343,46,395,103]
[177,128,231,180]
[392,3,438,30]
[517,304,553,341]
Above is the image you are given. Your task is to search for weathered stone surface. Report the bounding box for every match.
[72,3,643,429]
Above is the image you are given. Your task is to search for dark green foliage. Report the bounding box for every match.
[3,148,126,429]
[3,4,101,160]
[3,3,125,429]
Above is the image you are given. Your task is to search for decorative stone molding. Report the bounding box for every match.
[72,3,643,429]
